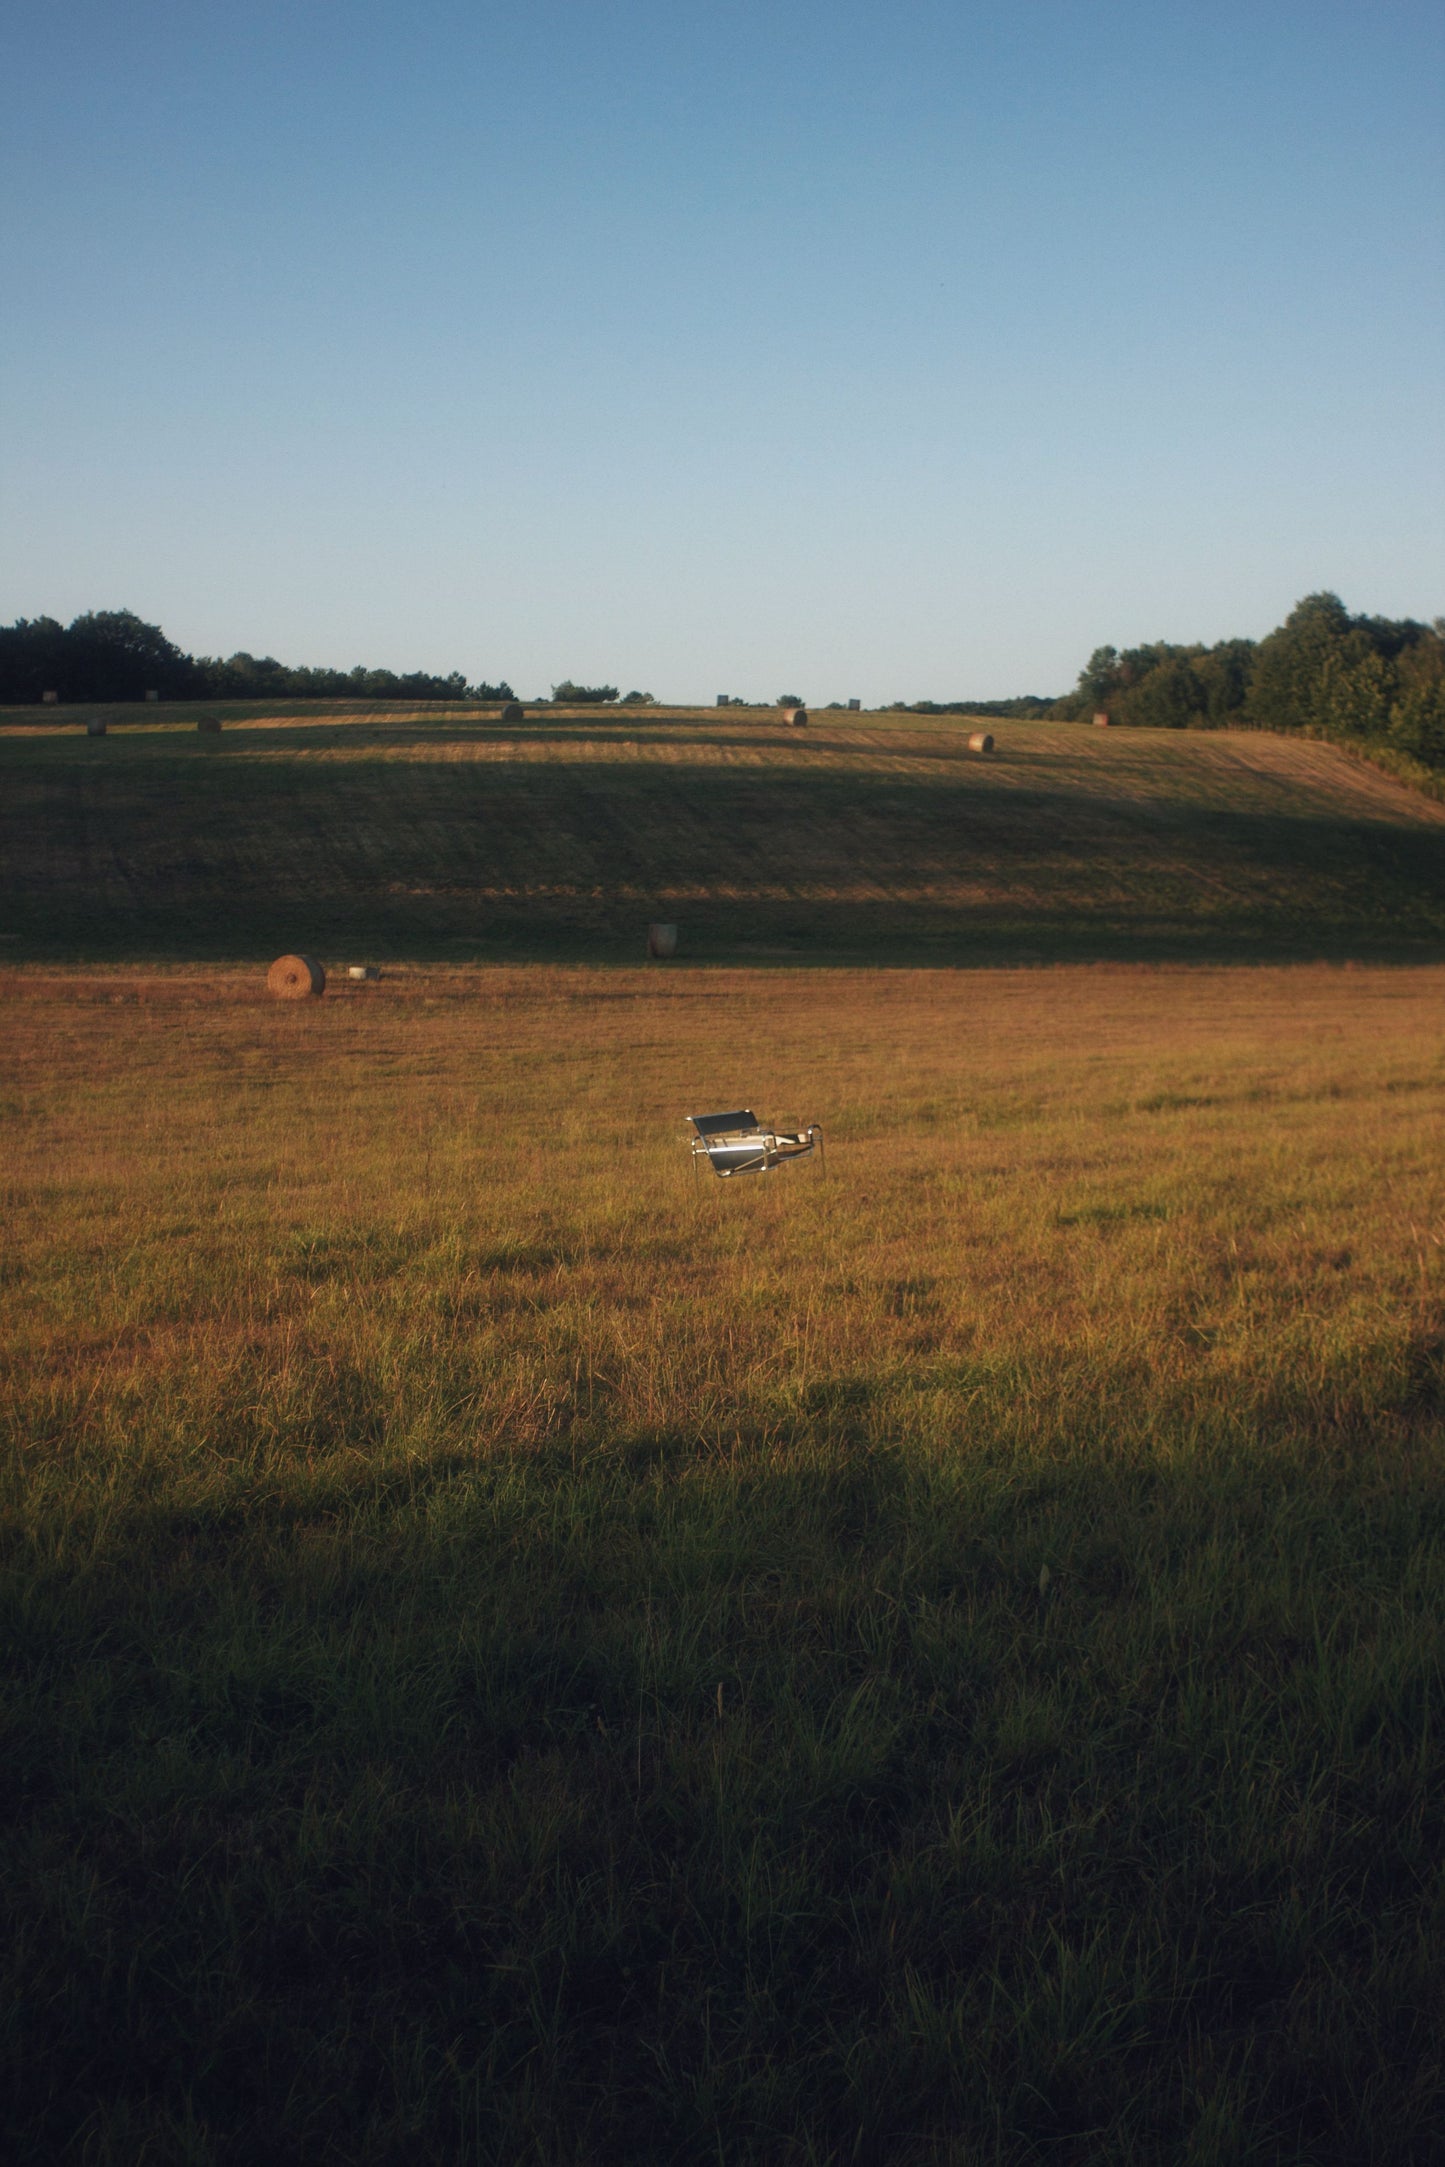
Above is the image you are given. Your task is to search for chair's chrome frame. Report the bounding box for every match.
[688,1110,824,1181]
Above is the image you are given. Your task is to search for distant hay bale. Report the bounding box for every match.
[197,717,221,734]
[42,690,58,704]
[848,698,860,711]
[500,701,524,726]
[1093,711,1111,728]
[782,705,808,727]
[347,965,380,982]
[267,954,325,1000]
[967,730,994,753]
[648,923,678,959]
[86,718,107,738]
[145,690,159,702]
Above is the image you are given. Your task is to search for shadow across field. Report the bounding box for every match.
[3,734,1444,964]
[7,1404,1443,2164]
[4,956,1443,2161]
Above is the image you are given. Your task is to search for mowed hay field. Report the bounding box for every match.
[4,961,1444,2162]
[3,705,1445,963]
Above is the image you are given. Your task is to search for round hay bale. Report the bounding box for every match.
[267,954,325,1000]
[197,717,221,734]
[781,705,808,727]
[500,701,525,726]
[86,718,107,737]
[347,965,380,982]
[647,923,678,959]
[1093,711,1111,728]
[967,730,994,753]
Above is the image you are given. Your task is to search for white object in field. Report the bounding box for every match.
[688,1109,824,1179]
[347,965,381,981]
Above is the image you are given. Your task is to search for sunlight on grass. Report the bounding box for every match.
[3,712,1443,965]
[2,962,1442,2160]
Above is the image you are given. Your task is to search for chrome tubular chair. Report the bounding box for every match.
[688,1110,824,1180]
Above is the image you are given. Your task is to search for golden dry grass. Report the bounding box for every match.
[4,960,1444,2161]
[6,959,1442,1448]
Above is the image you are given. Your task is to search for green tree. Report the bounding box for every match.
[1320,646,1395,739]
[0,616,68,703]
[63,610,197,700]
[1389,628,1445,764]
[551,681,618,704]
[1076,646,1121,710]
[1128,654,1204,729]
[1193,639,1255,724]
[1246,592,1355,734]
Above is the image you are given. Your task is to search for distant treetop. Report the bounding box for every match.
[550,681,618,705]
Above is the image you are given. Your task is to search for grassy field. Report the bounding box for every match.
[4,959,1443,2162]
[3,704,1444,965]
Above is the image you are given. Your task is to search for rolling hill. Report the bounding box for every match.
[2,704,1443,964]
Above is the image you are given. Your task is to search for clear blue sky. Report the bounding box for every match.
[3,1,1442,702]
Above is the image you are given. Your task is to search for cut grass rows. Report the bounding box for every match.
[3,712,1443,964]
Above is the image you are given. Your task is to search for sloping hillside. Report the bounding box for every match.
[2,708,1443,963]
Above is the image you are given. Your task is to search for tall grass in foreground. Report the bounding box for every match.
[3,963,1443,2163]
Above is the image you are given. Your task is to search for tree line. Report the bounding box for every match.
[1060,593,1444,769]
[4,594,1441,774]
[893,594,1444,771]
[0,611,514,706]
